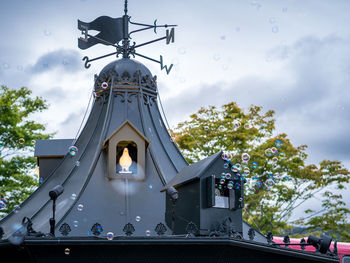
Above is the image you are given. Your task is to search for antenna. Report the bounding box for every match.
[77,1,177,74]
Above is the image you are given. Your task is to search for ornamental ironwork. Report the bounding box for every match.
[123,223,135,236]
[59,223,71,236]
[155,223,167,236]
[91,223,103,236]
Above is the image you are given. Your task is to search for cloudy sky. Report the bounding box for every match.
[1,0,350,221]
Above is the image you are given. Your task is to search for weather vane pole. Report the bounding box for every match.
[77,0,176,74]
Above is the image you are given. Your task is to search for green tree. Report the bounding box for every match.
[0,85,52,217]
[173,102,350,241]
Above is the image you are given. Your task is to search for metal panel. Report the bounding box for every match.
[206,175,215,208]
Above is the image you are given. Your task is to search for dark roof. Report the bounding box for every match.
[34,139,74,157]
[162,151,222,190]
[99,58,152,78]
[0,58,188,239]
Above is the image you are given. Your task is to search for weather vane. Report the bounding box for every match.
[77,0,176,74]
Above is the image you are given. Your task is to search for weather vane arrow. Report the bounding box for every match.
[77,0,176,74]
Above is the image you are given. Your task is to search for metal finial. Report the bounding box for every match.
[124,0,128,15]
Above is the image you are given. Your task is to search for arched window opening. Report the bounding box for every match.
[116,140,137,174]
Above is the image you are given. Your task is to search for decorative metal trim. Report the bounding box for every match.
[186,222,198,236]
[127,92,138,103]
[59,223,71,236]
[248,227,255,241]
[300,237,306,251]
[115,92,126,102]
[91,223,103,236]
[155,223,167,236]
[266,231,273,244]
[94,68,157,91]
[283,235,290,247]
[123,223,135,236]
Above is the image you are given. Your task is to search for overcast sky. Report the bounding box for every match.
[1,0,350,221]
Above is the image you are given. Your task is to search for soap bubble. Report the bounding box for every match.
[13,205,20,213]
[148,184,153,189]
[279,152,287,159]
[213,54,221,61]
[178,47,186,55]
[254,181,262,188]
[146,230,151,236]
[241,153,250,162]
[235,182,241,190]
[9,223,26,245]
[44,29,51,36]
[272,157,278,163]
[244,123,251,129]
[101,82,108,89]
[73,220,79,227]
[233,173,241,180]
[0,201,6,209]
[225,173,231,180]
[220,178,226,184]
[265,148,273,157]
[271,147,278,156]
[106,232,114,240]
[39,177,44,184]
[77,204,84,211]
[243,167,250,174]
[135,216,141,222]
[275,140,283,148]
[251,162,258,169]
[3,63,10,69]
[218,125,225,131]
[1,198,8,204]
[221,152,231,161]
[231,165,238,173]
[266,178,275,187]
[282,176,291,181]
[274,173,281,183]
[272,26,279,33]
[224,163,229,169]
[269,17,276,24]
[71,194,77,200]
[68,146,78,157]
[233,120,241,129]
[19,138,25,144]
[227,181,234,189]
[64,248,70,255]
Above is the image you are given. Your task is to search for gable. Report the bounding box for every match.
[103,120,150,149]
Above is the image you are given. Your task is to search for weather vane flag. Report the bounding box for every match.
[77,0,176,74]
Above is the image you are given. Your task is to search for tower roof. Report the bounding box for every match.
[99,58,152,79]
[94,58,157,92]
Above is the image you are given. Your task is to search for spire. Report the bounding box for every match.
[124,0,128,15]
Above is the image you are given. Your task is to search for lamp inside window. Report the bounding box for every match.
[214,178,229,208]
[116,141,137,174]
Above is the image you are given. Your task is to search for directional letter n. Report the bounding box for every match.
[166,28,175,45]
